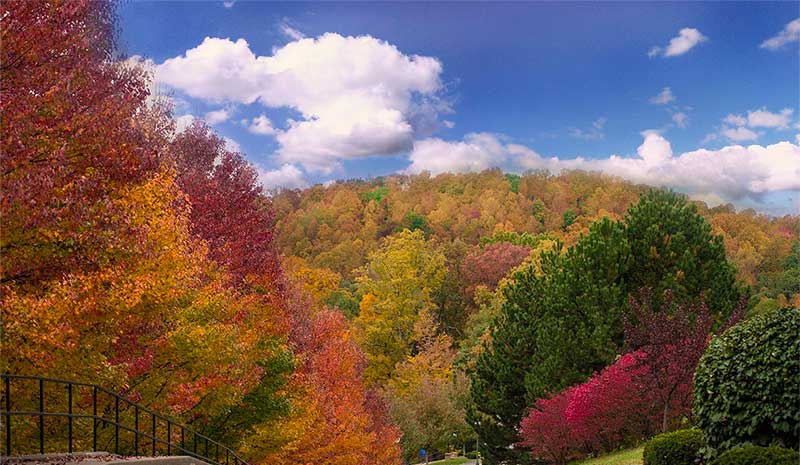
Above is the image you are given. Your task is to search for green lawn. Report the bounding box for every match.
[425,457,471,465]
[570,446,644,465]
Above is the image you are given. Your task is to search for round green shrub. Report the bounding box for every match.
[643,429,703,465]
[709,445,800,465]
[693,308,800,453]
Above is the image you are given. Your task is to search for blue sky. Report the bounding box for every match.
[119,1,799,214]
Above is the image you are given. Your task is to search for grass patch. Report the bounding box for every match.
[427,457,470,465]
[570,446,644,465]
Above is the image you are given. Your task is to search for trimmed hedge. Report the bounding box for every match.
[643,429,703,465]
[709,445,800,465]
[693,308,800,453]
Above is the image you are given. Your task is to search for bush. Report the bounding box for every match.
[693,308,800,453]
[709,445,800,465]
[643,429,703,465]
[519,352,656,464]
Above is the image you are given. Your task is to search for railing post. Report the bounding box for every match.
[205,436,208,459]
[115,396,119,455]
[226,448,229,465]
[4,377,11,457]
[5,376,11,457]
[167,422,171,455]
[193,431,197,456]
[39,378,44,454]
[134,405,139,456]
[216,442,219,464]
[92,386,97,452]
[67,383,73,453]
[181,426,184,453]
[152,414,156,456]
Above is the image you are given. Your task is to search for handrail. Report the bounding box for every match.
[1,374,248,465]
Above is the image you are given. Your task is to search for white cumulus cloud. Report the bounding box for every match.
[723,114,747,127]
[406,132,800,208]
[154,34,444,174]
[761,18,800,50]
[649,28,707,58]
[407,133,509,175]
[204,108,231,125]
[257,163,309,191]
[746,108,794,129]
[246,114,276,135]
[715,107,795,142]
[722,127,761,142]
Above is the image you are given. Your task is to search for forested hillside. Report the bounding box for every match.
[272,171,799,461]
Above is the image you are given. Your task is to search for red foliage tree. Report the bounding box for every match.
[461,242,531,296]
[171,122,283,286]
[518,388,580,465]
[1,0,165,286]
[564,352,654,451]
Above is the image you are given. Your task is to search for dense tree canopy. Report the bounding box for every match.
[469,191,744,464]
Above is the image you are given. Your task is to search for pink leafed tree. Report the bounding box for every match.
[564,352,655,452]
[518,388,581,465]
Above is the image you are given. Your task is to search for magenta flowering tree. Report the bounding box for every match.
[518,388,579,465]
[564,352,654,451]
[519,352,654,463]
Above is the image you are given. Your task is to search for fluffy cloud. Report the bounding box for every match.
[723,114,747,127]
[761,18,800,50]
[155,34,444,173]
[246,114,276,135]
[407,132,800,207]
[648,28,707,58]
[204,108,231,125]
[722,127,760,142]
[257,163,309,191]
[649,87,675,104]
[714,107,795,142]
[746,108,794,129]
[407,133,509,175]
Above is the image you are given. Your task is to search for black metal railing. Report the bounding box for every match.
[0,374,247,465]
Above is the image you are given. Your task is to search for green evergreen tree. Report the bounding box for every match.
[468,190,742,464]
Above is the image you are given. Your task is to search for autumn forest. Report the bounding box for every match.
[2,2,799,465]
